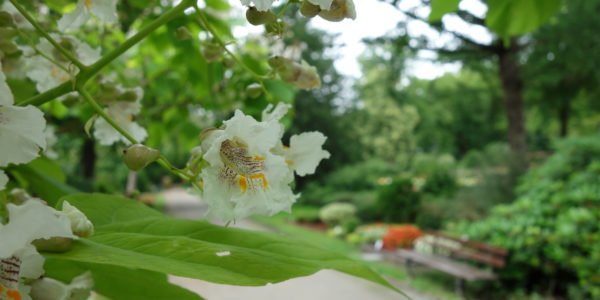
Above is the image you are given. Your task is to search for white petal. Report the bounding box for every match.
[308,0,333,10]
[0,64,14,106]
[19,284,33,300]
[62,201,94,237]
[0,105,47,167]
[30,277,70,300]
[57,2,89,31]
[261,102,290,122]
[0,170,7,190]
[241,0,275,11]
[74,39,101,65]
[222,110,280,154]
[0,201,74,258]
[93,101,147,145]
[91,0,118,24]
[25,56,70,92]
[14,245,45,279]
[287,131,330,176]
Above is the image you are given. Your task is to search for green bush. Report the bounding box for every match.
[324,159,398,191]
[376,177,421,223]
[319,203,357,226]
[454,136,600,298]
[412,153,457,196]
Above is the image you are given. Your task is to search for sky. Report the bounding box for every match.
[230,0,492,80]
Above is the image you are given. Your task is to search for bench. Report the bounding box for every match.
[379,230,508,297]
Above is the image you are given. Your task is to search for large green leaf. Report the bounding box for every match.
[52,193,396,292]
[486,0,562,37]
[429,0,461,22]
[44,259,204,300]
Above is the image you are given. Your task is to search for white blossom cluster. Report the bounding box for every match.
[198,103,330,221]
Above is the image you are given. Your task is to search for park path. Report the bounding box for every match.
[161,187,439,300]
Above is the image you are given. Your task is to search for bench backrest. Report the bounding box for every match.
[419,230,508,268]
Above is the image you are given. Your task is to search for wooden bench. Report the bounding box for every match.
[380,231,508,297]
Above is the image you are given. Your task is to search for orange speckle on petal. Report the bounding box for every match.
[7,289,22,300]
[238,176,248,193]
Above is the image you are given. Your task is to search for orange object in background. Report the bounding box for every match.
[382,225,423,250]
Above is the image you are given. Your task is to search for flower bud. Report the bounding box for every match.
[202,42,223,62]
[246,7,277,26]
[272,57,321,90]
[33,237,74,253]
[318,0,356,22]
[0,11,15,27]
[123,144,160,171]
[246,83,263,98]
[175,26,193,40]
[62,201,94,238]
[300,2,321,18]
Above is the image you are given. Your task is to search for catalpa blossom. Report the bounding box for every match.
[201,110,297,221]
[0,63,46,190]
[0,200,75,300]
[93,87,148,145]
[262,103,330,176]
[240,0,277,12]
[30,271,93,300]
[58,0,118,31]
[24,36,100,93]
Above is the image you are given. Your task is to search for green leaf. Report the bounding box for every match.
[486,0,562,37]
[54,194,397,292]
[58,194,162,226]
[44,259,204,300]
[11,158,78,205]
[429,0,461,22]
[264,80,296,103]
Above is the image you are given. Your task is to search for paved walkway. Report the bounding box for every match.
[161,187,439,300]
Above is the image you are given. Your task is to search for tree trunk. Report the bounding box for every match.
[80,138,96,179]
[498,42,528,172]
[558,97,570,137]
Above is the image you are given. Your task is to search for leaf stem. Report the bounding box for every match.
[9,0,86,70]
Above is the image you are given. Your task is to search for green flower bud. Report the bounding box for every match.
[246,83,263,98]
[62,201,94,238]
[123,144,160,171]
[318,0,356,22]
[0,11,15,27]
[33,237,73,253]
[175,26,193,40]
[246,7,277,26]
[202,43,223,62]
[272,57,322,90]
[300,1,321,18]
[268,56,287,69]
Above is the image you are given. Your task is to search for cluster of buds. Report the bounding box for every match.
[301,0,356,22]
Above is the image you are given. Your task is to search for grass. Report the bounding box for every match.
[253,210,461,300]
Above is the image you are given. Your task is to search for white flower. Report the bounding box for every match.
[93,88,147,145]
[30,271,93,300]
[62,201,94,238]
[201,110,297,221]
[0,201,74,300]
[307,0,333,10]
[0,63,14,105]
[285,132,330,176]
[58,0,118,31]
[44,126,58,159]
[240,0,276,12]
[1,2,34,29]
[24,37,101,93]
[261,103,330,176]
[0,106,47,167]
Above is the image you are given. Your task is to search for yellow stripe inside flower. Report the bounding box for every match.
[220,139,269,193]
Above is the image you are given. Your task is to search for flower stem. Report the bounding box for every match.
[9,0,86,70]
[78,87,191,181]
[17,0,196,107]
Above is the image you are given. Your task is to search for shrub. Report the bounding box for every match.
[455,136,600,298]
[376,177,421,223]
[319,203,357,226]
[382,225,423,250]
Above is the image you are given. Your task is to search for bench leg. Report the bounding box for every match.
[454,278,465,298]
[405,258,414,278]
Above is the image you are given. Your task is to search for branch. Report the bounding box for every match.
[17,0,195,107]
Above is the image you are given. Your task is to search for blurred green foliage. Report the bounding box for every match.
[454,136,600,298]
